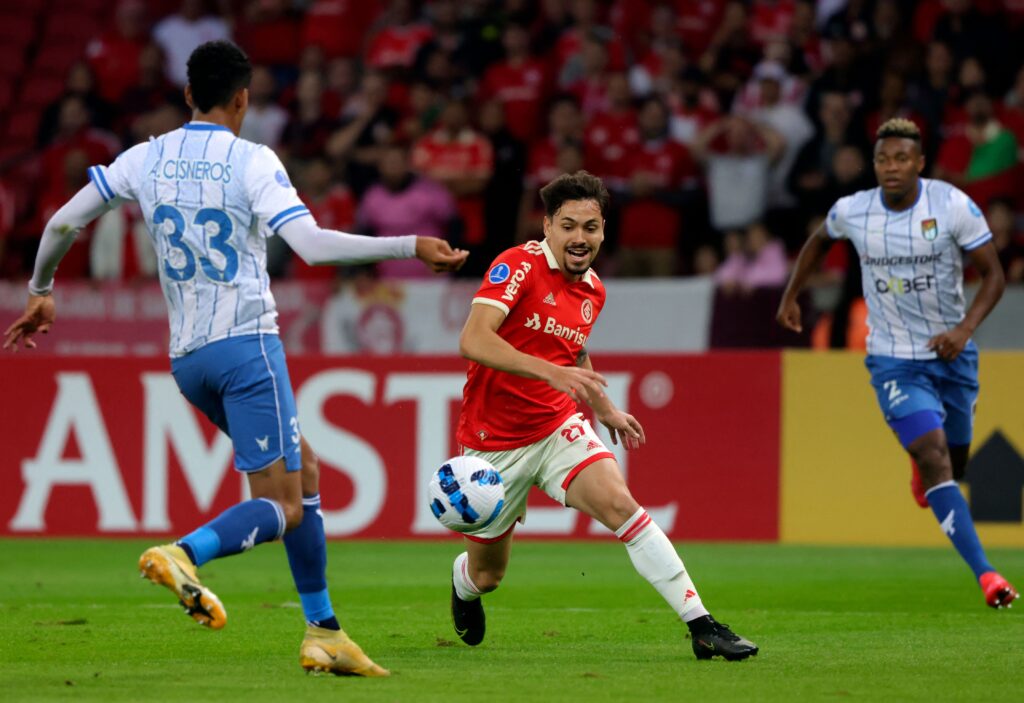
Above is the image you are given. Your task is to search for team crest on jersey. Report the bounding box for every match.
[274,170,291,188]
[488,262,511,284]
[920,218,938,241]
[581,299,593,324]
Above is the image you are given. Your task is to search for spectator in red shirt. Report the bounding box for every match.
[0,181,14,276]
[667,66,721,146]
[584,72,639,188]
[118,44,185,139]
[479,23,551,143]
[411,99,495,251]
[85,0,149,103]
[563,33,612,120]
[933,88,1019,207]
[553,0,625,81]
[987,197,1024,283]
[326,71,402,195]
[302,0,380,59]
[40,96,119,199]
[365,0,435,71]
[523,94,584,197]
[280,71,340,161]
[675,0,729,61]
[37,62,113,149]
[236,0,302,69]
[750,0,797,46]
[617,97,700,277]
[290,157,358,281]
[37,149,96,279]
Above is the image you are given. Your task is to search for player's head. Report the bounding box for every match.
[184,41,252,134]
[540,171,609,279]
[873,118,924,201]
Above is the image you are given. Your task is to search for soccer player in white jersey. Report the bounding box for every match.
[447,172,757,660]
[3,41,467,675]
[777,118,1018,609]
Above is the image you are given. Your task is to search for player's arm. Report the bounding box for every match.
[776,219,833,333]
[575,348,645,449]
[277,217,467,272]
[3,184,112,351]
[459,303,608,400]
[928,242,1005,361]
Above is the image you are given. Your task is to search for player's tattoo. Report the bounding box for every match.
[576,347,589,367]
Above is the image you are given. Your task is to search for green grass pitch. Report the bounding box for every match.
[1,539,1021,702]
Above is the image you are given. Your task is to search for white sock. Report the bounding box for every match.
[615,508,709,623]
[452,552,483,602]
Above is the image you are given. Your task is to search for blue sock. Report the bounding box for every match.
[283,494,338,629]
[926,481,994,579]
[178,498,286,567]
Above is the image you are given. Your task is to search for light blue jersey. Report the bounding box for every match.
[89,121,311,357]
[827,178,992,359]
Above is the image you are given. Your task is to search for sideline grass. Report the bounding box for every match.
[0,539,1021,702]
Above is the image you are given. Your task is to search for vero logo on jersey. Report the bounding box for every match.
[500,261,532,301]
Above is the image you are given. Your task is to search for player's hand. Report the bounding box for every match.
[544,364,608,402]
[415,237,469,273]
[597,409,646,450]
[928,325,971,362]
[3,294,56,352]
[776,296,802,333]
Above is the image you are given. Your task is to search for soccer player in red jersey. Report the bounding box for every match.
[447,171,758,661]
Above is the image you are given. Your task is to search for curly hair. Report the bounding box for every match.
[876,118,922,142]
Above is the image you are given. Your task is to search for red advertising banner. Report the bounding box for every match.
[0,353,780,540]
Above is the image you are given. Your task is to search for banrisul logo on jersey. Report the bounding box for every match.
[921,218,938,241]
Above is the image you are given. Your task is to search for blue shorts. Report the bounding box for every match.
[171,334,302,472]
[865,342,979,448]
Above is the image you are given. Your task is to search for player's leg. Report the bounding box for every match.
[450,532,514,646]
[934,348,1018,607]
[449,445,530,646]
[562,456,757,660]
[286,438,388,677]
[139,337,299,628]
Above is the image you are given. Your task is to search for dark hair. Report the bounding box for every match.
[186,41,253,112]
[539,171,609,218]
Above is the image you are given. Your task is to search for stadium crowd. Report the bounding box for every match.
[1,0,1023,302]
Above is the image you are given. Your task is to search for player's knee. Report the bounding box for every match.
[908,439,951,487]
[602,488,640,528]
[282,499,305,532]
[301,452,320,493]
[470,566,505,593]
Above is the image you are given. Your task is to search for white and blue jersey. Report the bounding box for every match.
[826,178,992,360]
[88,121,311,357]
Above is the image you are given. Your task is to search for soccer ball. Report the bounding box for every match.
[428,456,505,533]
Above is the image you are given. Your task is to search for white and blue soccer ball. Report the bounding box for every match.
[429,456,505,533]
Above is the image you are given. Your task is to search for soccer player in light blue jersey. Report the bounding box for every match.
[4,41,467,674]
[778,118,1018,609]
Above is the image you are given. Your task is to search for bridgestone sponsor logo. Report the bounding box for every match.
[861,254,942,266]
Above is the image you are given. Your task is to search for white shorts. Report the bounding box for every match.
[460,413,615,543]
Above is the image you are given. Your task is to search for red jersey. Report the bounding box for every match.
[479,59,550,143]
[412,128,495,246]
[457,240,606,451]
[292,185,357,280]
[585,110,639,184]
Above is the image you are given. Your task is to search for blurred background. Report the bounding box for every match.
[0,0,1022,547]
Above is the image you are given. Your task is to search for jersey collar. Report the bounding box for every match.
[539,239,596,287]
[183,121,233,133]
